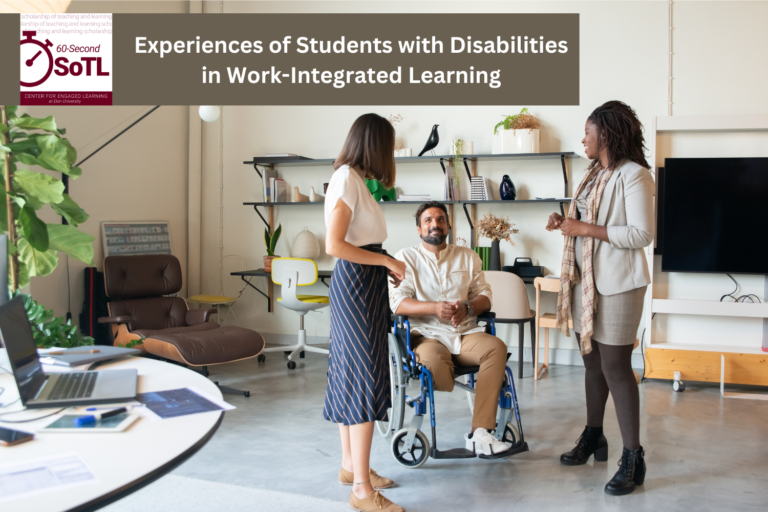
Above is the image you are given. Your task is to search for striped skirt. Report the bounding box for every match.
[323,245,391,425]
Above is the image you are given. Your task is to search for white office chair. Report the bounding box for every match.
[483,271,536,379]
[263,258,330,369]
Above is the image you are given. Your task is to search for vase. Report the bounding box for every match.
[263,255,279,272]
[490,241,501,271]
[500,175,516,200]
[492,128,541,154]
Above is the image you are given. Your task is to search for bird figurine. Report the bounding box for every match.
[418,125,440,156]
[309,186,325,203]
[293,187,310,203]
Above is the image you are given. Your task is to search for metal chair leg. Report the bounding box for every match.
[518,322,524,379]
[530,320,536,369]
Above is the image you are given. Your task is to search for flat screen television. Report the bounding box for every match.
[661,157,768,274]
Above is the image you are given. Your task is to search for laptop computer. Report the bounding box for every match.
[0,296,138,409]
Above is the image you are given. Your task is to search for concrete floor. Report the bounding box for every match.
[169,347,768,512]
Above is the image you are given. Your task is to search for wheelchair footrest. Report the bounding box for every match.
[431,447,477,460]
[478,441,529,460]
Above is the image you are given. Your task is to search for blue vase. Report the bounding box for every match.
[500,175,516,200]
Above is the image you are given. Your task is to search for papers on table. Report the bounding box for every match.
[135,387,234,421]
[0,453,99,504]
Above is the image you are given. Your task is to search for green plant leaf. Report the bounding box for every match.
[9,115,58,132]
[32,134,70,174]
[270,224,282,254]
[47,223,94,264]
[13,169,65,204]
[0,123,7,134]
[264,228,272,256]
[8,139,40,156]
[59,138,77,166]
[19,204,49,251]
[68,166,82,179]
[0,142,9,153]
[24,194,44,211]
[15,259,30,289]
[17,237,58,277]
[50,194,89,226]
[4,106,18,118]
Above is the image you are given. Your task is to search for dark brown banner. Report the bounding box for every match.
[4,13,579,106]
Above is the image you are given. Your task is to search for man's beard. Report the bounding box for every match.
[421,229,447,246]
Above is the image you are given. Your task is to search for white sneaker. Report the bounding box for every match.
[465,428,512,458]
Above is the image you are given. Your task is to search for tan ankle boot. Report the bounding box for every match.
[350,490,405,512]
[339,467,394,489]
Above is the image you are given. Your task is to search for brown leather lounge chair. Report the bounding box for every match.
[98,254,265,397]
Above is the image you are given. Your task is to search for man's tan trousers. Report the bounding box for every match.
[411,332,507,431]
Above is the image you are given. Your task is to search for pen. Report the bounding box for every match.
[47,349,100,355]
[86,405,138,411]
[74,407,128,426]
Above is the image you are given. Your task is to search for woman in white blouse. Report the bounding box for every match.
[323,113,406,512]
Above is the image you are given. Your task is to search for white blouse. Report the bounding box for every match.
[324,165,388,247]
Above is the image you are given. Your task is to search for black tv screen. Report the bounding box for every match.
[661,157,768,275]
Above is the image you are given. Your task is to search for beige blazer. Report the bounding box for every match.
[591,159,655,296]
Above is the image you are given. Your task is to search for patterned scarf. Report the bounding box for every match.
[556,166,614,355]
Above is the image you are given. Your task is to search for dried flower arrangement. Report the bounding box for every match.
[389,114,405,150]
[493,108,541,135]
[455,236,468,248]
[476,213,519,244]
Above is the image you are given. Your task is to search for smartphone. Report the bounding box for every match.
[0,427,34,446]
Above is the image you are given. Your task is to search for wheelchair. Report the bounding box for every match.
[376,313,529,469]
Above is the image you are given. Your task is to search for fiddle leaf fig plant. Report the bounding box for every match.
[0,105,95,290]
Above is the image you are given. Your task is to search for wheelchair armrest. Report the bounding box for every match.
[391,314,409,323]
[478,312,496,319]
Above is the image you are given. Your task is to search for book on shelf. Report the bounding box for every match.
[398,194,431,202]
[263,168,278,202]
[266,153,298,157]
[470,176,492,201]
[274,179,287,202]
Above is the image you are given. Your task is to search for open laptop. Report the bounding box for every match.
[0,296,138,409]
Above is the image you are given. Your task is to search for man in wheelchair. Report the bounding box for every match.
[388,201,514,457]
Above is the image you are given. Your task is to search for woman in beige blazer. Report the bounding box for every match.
[546,101,654,496]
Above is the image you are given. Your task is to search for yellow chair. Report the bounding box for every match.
[265,258,330,369]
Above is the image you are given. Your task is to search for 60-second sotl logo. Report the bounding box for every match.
[20,30,109,88]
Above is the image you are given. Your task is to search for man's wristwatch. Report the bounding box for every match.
[463,301,474,317]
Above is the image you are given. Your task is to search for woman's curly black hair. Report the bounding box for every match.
[587,100,651,172]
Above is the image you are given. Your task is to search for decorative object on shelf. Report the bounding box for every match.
[476,213,519,271]
[198,105,220,123]
[389,114,406,155]
[323,182,329,194]
[470,176,492,200]
[500,175,517,200]
[473,247,490,271]
[263,224,282,272]
[451,140,474,157]
[395,148,413,157]
[291,227,320,260]
[293,187,310,203]
[309,187,324,203]
[492,108,541,154]
[366,179,396,201]
[418,124,440,156]
[502,258,543,278]
[456,236,468,248]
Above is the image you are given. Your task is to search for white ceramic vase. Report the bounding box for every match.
[292,228,320,259]
[451,141,474,156]
[492,129,540,154]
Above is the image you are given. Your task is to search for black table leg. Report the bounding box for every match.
[518,322,524,379]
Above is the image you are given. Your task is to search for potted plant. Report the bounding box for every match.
[476,213,519,271]
[492,108,541,154]
[0,105,129,348]
[263,224,282,272]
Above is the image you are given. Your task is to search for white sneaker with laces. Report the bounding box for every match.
[465,428,512,458]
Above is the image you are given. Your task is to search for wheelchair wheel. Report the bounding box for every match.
[376,334,406,438]
[500,422,520,446]
[464,375,475,414]
[391,428,430,469]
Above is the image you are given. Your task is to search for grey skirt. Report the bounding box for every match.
[572,281,647,346]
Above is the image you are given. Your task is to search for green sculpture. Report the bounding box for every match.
[366,179,396,201]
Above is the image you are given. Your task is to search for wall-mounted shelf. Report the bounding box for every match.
[242,151,576,311]
[652,299,768,319]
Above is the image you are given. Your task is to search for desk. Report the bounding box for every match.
[0,356,223,512]
[233,268,535,313]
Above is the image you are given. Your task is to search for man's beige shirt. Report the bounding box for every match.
[388,244,493,354]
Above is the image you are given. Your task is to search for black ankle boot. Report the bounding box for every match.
[605,446,646,496]
[560,426,608,466]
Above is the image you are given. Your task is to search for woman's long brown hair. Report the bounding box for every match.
[334,113,396,188]
[587,100,651,172]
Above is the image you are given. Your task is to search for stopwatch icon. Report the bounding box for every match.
[20,31,54,87]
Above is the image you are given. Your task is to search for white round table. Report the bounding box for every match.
[0,356,224,512]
